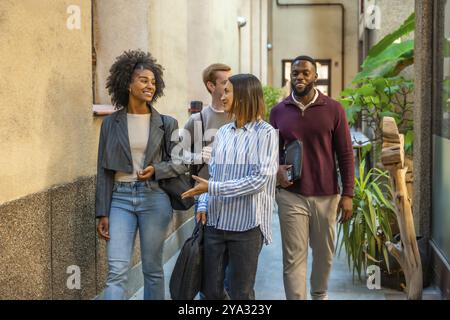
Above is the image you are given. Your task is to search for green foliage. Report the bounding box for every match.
[336,159,396,281]
[263,86,283,121]
[443,77,450,112]
[356,13,415,80]
[367,13,415,58]
[336,13,419,282]
[339,76,414,155]
[339,13,417,157]
[352,12,449,82]
[355,40,414,80]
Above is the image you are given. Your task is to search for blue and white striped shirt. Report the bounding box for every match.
[197,120,278,244]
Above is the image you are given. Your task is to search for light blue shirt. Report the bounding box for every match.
[197,120,278,244]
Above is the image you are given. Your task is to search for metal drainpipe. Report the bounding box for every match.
[238,26,242,73]
[275,0,346,92]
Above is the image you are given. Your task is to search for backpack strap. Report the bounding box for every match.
[196,110,206,172]
[199,110,206,149]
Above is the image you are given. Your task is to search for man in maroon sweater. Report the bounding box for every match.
[270,56,354,300]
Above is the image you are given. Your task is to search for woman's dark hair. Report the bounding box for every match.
[228,74,265,124]
[106,50,165,109]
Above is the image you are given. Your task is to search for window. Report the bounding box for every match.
[432,0,450,263]
[282,59,332,96]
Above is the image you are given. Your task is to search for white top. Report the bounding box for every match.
[291,88,319,112]
[209,103,225,113]
[114,113,151,182]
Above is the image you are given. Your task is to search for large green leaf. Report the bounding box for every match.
[379,209,394,240]
[364,40,414,69]
[382,246,391,273]
[371,182,395,211]
[367,13,415,58]
[344,105,361,125]
[445,37,450,57]
[364,190,377,236]
[351,13,416,80]
[404,130,414,153]
[356,40,414,80]
[356,84,377,96]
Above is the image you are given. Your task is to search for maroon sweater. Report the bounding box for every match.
[269,91,354,197]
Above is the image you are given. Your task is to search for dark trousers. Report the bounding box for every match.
[194,200,229,299]
[203,226,263,300]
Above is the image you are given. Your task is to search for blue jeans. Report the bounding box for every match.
[202,226,263,300]
[103,181,172,300]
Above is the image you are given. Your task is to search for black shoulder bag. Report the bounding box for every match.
[159,115,195,211]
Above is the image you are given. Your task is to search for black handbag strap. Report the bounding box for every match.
[160,115,170,161]
[192,221,205,240]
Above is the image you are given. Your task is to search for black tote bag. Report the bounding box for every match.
[159,115,195,210]
[169,223,204,300]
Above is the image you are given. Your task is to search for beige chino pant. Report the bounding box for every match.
[276,188,341,300]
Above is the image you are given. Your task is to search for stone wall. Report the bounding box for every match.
[0,176,193,299]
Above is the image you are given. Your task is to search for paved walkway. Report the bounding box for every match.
[131,211,441,300]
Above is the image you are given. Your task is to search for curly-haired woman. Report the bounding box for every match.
[95,50,187,300]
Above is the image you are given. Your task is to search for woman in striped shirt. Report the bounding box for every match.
[182,74,278,300]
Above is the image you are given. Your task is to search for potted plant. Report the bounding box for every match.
[336,157,397,281]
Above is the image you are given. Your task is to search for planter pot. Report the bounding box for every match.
[379,234,431,291]
[380,268,405,291]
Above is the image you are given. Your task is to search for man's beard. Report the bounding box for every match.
[291,81,314,97]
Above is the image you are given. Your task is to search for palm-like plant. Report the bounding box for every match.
[337,159,396,281]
